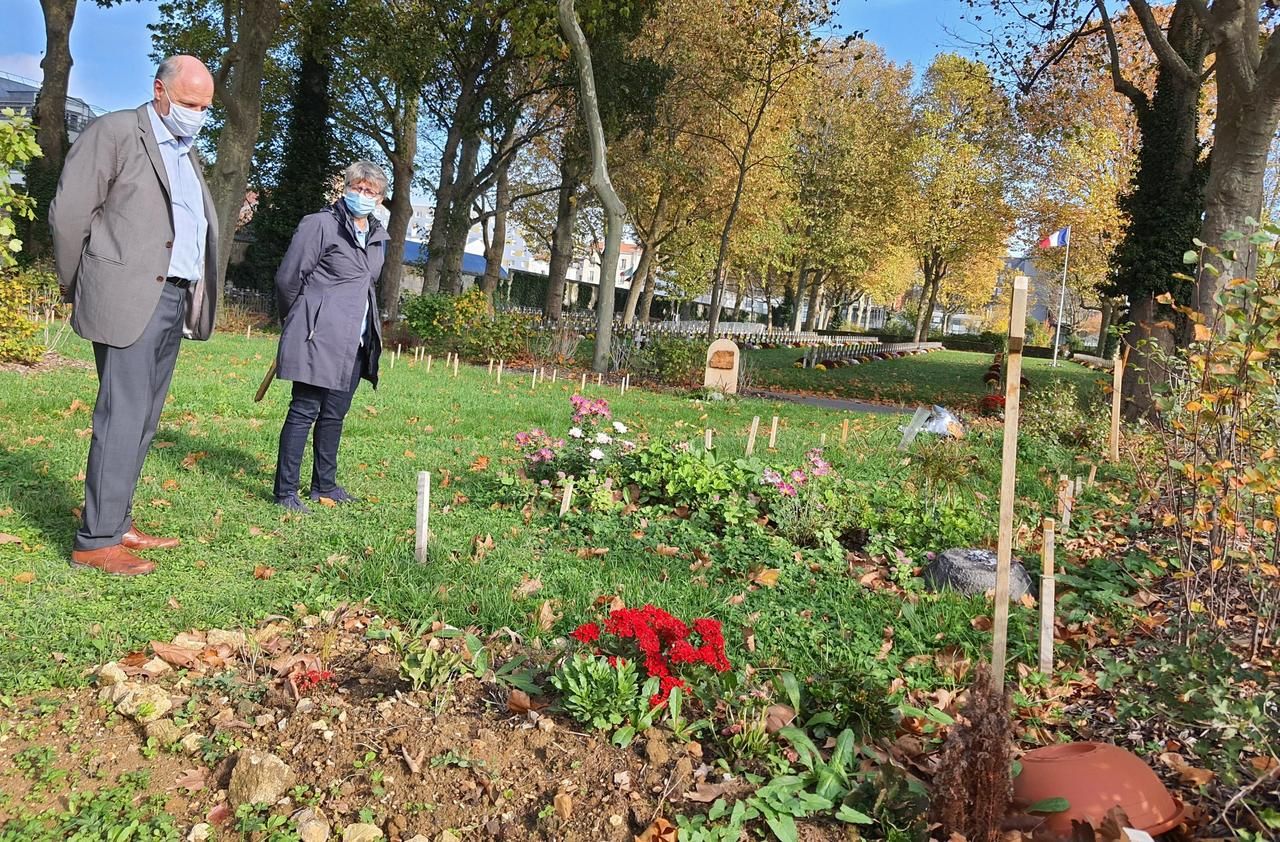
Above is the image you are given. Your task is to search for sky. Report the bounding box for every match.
[0,0,977,113]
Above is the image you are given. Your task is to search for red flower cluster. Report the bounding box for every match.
[293,669,335,693]
[571,605,731,706]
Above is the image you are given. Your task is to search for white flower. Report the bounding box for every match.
[595,432,612,444]
[612,421,628,434]
[589,448,605,461]
[568,427,584,438]
[621,440,636,451]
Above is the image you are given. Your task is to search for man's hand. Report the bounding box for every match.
[59,285,73,304]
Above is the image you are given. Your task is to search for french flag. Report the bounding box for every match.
[1039,227,1070,248]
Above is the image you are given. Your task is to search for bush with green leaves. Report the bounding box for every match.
[550,652,649,734]
[1019,375,1106,454]
[402,287,532,361]
[629,333,704,386]
[0,108,43,364]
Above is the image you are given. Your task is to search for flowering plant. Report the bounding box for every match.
[978,393,1005,416]
[514,395,635,486]
[569,604,731,706]
[756,448,864,547]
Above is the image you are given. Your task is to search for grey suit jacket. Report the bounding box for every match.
[49,104,219,348]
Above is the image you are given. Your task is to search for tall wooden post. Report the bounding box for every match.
[1109,347,1127,463]
[992,275,1029,695]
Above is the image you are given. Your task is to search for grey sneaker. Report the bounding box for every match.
[276,494,311,514]
[310,486,358,504]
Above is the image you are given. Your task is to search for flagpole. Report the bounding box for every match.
[1051,226,1071,368]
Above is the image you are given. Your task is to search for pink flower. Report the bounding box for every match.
[790,469,808,486]
[778,482,797,497]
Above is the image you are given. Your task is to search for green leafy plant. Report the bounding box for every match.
[398,640,463,691]
[550,652,641,732]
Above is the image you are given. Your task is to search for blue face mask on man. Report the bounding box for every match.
[343,191,378,218]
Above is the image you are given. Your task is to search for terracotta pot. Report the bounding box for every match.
[1013,742,1184,837]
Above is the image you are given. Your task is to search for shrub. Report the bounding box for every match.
[402,288,533,361]
[630,333,704,386]
[514,395,636,488]
[0,108,43,364]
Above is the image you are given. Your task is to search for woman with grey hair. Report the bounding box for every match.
[271,160,389,512]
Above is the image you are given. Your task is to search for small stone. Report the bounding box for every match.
[294,807,330,842]
[436,832,460,842]
[186,823,212,841]
[145,718,183,746]
[180,732,205,754]
[98,682,134,705]
[609,815,624,828]
[98,662,128,686]
[116,684,172,723]
[227,750,296,807]
[141,657,172,679]
[341,824,383,842]
[405,837,430,842]
[206,629,247,649]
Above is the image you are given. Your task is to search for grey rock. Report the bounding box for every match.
[294,807,330,842]
[98,662,128,686]
[116,684,172,722]
[180,732,205,754]
[923,548,1032,601]
[227,750,296,807]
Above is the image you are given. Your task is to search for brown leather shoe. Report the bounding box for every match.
[70,545,156,576]
[121,526,180,550]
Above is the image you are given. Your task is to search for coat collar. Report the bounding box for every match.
[330,200,390,248]
[136,103,171,199]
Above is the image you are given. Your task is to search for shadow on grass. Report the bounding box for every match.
[0,445,80,550]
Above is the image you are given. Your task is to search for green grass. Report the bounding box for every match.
[744,348,1107,409]
[0,332,1091,694]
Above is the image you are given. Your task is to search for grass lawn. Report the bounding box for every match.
[0,332,1112,695]
[744,348,1107,409]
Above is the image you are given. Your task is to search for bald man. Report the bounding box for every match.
[49,55,220,576]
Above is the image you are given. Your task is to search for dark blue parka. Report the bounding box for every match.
[275,201,387,390]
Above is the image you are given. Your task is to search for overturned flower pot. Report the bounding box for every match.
[1013,742,1186,837]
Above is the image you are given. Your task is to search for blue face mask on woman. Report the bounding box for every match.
[343,191,378,218]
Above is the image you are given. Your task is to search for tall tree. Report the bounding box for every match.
[903,55,1017,343]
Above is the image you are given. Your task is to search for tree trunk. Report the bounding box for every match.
[26,0,78,260]
[1195,84,1280,312]
[480,157,511,298]
[802,273,822,331]
[790,267,809,332]
[206,0,282,295]
[439,133,481,295]
[380,94,418,320]
[638,257,659,323]
[1095,297,1114,357]
[914,273,941,342]
[622,186,667,325]
[708,159,751,337]
[544,151,585,320]
[1121,293,1176,421]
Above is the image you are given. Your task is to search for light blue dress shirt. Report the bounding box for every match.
[147,104,208,283]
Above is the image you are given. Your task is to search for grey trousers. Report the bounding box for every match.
[75,282,186,551]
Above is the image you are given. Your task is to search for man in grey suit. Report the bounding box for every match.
[49,55,220,576]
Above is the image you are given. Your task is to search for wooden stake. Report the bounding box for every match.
[596,373,602,386]
[559,477,575,517]
[1057,474,1069,519]
[397,343,402,361]
[415,471,431,563]
[992,275,1029,695]
[841,419,849,444]
[1087,464,1098,488]
[820,433,827,447]
[426,354,433,373]
[1074,475,1083,498]
[531,370,537,390]
[552,368,558,384]
[704,428,713,450]
[246,325,251,340]
[1109,347,1126,463]
[389,352,396,370]
[496,360,504,385]
[1039,517,1056,674]
[581,372,587,391]
[452,356,459,377]
[768,416,779,448]
[746,416,760,456]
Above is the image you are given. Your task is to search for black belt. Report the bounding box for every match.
[165,276,194,289]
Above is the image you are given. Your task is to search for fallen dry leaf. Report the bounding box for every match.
[470,455,490,472]
[12,571,35,584]
[1158,752,1215,787]
[553,792,573,820]
[472,534,496,561]
[512,576,543,599]
[576,547,609,559]
[315,496,337,508]
[0,533,23,545]
[636,817,677,842]
[180,451,207,470]
[150,641,202,670]
[174,768,205,792]
[751,567,781,588]
[654,544,680,557]
[533,600,560,633]
[507,689,545,714]
[253,565,275,580]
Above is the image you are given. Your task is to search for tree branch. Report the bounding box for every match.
[1127,0,1197,83]
[1097,0,1150,111]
